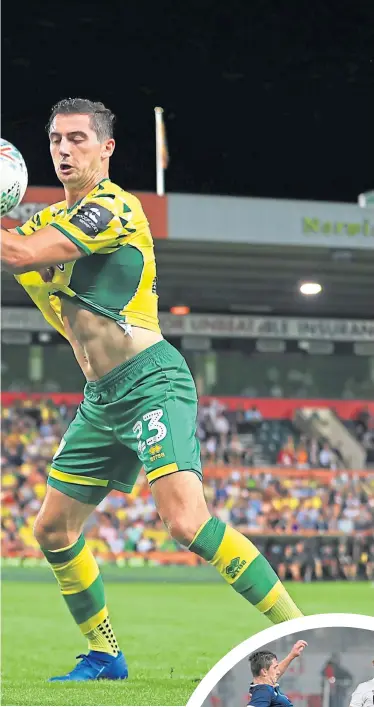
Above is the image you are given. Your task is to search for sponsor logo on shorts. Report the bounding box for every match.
[226,556,246,579]
[149,444,165,462]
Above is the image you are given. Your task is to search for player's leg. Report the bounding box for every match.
[34,486,121,658]
[34,484,92,549]
[112,340,303,624]
[151,471,302,624]
[34,401,129,681]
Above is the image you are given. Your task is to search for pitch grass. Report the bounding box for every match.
[2,577,372,706]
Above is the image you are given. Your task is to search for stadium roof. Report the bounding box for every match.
[2,240,373,318]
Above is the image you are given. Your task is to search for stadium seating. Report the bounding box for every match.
[2,396,373,581]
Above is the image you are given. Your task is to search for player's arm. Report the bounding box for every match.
[277,640,308,678]
[0,195,124,274]
[246,685,272,706]
[0,226,84,274]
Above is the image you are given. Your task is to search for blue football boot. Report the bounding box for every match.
[48,650,128,682]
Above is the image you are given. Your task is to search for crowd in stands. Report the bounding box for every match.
[2,398,373,581]
[352,405,374,465]
[197,400,374,469]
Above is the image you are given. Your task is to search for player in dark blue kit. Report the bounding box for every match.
[248,641,307,706]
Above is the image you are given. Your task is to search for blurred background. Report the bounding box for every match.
[1,0,374,579]
[203,626,374,707]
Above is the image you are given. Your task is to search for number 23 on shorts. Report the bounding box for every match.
[133,408,170,469]
[131,394,202,485]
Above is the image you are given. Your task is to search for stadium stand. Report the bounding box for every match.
[2,396,373,581]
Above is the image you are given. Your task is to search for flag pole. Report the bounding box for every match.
[154,106,165,197]
[358,189,374,208]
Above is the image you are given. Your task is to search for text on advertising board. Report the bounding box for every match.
[158,314,374,341]
[303,217,374,238]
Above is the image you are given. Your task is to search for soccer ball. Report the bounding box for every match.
[0,138,28,217]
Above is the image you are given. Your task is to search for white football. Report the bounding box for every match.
[0,138,28,217]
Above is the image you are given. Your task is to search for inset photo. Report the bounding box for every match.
[190,615,374,707]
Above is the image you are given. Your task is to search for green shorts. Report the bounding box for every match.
[48,340,202,505]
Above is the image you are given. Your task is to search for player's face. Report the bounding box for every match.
[265,659,280,685]
[49,114,114,187]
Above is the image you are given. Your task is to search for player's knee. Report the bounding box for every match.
[33,513,70,550]
[33,514,57,547]
[33,516,49,547]
[164,514,208,547]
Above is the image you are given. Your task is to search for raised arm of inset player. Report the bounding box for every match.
[277,640,308,678]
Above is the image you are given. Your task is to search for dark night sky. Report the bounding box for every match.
[2,0,374,202]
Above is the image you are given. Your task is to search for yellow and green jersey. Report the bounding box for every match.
[15,179,160,338]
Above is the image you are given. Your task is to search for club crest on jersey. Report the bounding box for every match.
[70,202,113,238]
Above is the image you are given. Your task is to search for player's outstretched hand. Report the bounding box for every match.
[290,640,308,658]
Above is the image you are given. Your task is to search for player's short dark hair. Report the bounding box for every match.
[249,651,278,677]
[47,98,115,141]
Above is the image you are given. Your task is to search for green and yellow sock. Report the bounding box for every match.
[42,535,119,655]
[189,518,303,624]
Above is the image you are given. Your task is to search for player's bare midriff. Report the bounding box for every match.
[61,298,163,381]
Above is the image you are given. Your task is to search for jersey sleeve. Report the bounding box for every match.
[247,685,272,707]
[50,194,135,255]
[15,205,57,236]
[350,683,365,707]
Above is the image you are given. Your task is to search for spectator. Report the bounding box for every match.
[296,442,309,470]
[319,442,336,470]
[137,536,155,553]
[320,544,339,580]
[362,430,374,466]
[337,541,357,581]
[288,541,315,582]
[243,405,263,431]
[227,433,245,464]
[214,412,230,459]
[354,405,371,441]
[308,437,319,467]
[236,410,252,435]
[98,512,121,553]
[277,436,296,467]
[205,436,218,463]
[363,542,374,581]
[277,545,294,581]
